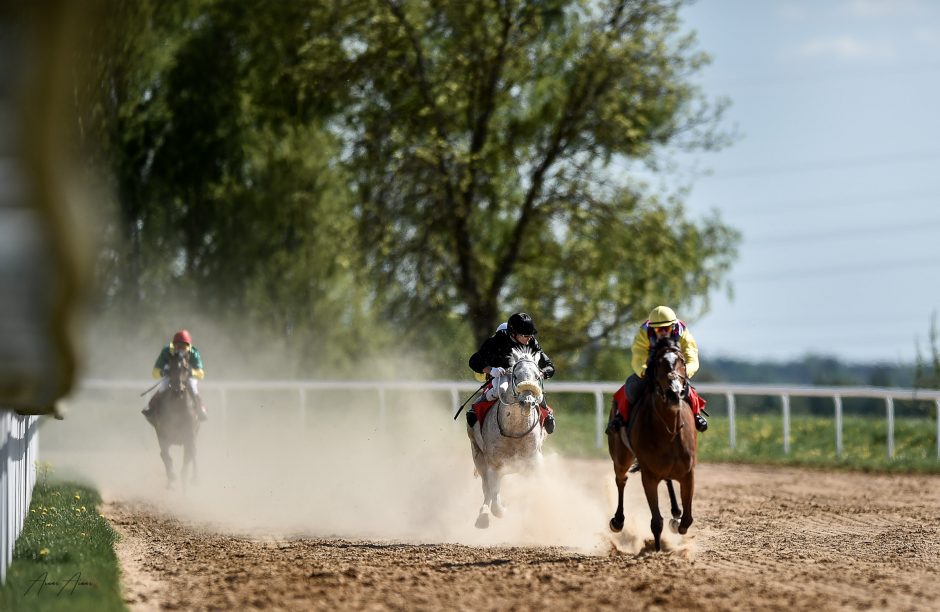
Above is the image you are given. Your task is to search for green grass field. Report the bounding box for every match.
[549,408,940,473]
[0,467,126,612]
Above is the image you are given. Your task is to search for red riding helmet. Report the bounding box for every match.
[173,329,192,345]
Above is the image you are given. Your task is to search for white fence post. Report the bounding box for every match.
[594,391,604,449]
[1,411,39,585]
[726,393,736,450]
[298,388,307,429]
[782,395,791,455]
[886,397,895,459]
[377,387,387,430]
[834,395,843,456]
[936,399,940,460]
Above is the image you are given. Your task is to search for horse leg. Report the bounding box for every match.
[678,471,695,535]
[159,438,175,489]
[490,471,505,518]
[181,441,191,491]
[607,433,633,532]
[666,479,682,532]
[189,438,198,485]
[641,471,664,551]
[475,467,496,529]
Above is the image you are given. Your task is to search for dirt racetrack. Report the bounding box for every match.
[101,461,940,611]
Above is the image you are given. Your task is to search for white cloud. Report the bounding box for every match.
[789,35,895,61]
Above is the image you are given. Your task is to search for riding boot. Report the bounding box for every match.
[543,413,555,434]
[142,392,160,425]
[540,398,555,434]
[605,413,623,435]
[694,413,708,432]
[466,407,478,428]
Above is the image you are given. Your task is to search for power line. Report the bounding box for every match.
[702,149,940,180]
[736,256,940,282]
[696,188,940,218]
[705,61,940,89]
[745,219,940,246]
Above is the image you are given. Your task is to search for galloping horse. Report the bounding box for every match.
[468,347,547,528]
[150,350,200,489]
[607,337,697,551]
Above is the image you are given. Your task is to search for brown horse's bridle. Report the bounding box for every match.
[650,346,688,436]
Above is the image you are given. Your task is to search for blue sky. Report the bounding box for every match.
[673,0,940,363]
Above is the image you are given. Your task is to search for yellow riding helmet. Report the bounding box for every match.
[648,306,677,328]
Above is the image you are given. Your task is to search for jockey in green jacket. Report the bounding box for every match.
[142,329,208,423]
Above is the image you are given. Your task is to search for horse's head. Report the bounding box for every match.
[506,346,543,409]
[167,350,191,394]
[648,337,687,401]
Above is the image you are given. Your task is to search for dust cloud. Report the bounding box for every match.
[41,384,661,553]
[42,314,663,553]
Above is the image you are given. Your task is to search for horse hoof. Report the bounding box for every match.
[492,503,505,519]
[609,517,624,533]
[475,514,490,529]
[670,518,680,533]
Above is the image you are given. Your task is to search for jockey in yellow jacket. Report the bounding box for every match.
[607,306,708,433]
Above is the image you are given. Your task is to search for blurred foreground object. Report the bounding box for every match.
[0,0,89,415]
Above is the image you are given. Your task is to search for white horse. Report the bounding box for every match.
[468,347,547,528]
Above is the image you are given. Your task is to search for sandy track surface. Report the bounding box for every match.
[102,462,940,611]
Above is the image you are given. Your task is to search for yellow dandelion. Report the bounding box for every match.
[80,532,87,537]
[39,548,49,557]
[45,523,53,528]
[74,493,81,501]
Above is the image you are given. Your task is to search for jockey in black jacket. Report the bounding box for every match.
[467,312,556,433]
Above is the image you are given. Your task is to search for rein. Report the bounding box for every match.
[495,355,543,438]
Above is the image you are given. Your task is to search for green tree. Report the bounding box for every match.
[311,0,739,350]
[74,0,382,370]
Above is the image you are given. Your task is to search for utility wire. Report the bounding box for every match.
[702,149,940,180]
[736,256,940,282]
[696,188,940,218]
[745,219,940,246]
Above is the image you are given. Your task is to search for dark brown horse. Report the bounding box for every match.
[607,337,697,551]
[151,350,200,489]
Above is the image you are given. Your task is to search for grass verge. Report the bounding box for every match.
[0,470,126,611]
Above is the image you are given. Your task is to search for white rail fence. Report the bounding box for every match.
[0,410,39,584]
[77,379,940,459]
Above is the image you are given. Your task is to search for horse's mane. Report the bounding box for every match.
[509,345,538,365]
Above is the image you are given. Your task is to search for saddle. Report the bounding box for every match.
[470,383,551,428]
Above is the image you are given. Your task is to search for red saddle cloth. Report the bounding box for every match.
[471,383,552,427]
[613,383,706,422]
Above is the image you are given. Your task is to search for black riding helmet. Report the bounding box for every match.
[507,312,537,336]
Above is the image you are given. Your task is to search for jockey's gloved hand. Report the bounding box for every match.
[488,367,506,378]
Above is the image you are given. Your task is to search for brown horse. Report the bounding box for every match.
[150,350,200,489]
[607,337,697,551]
